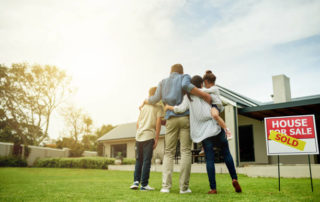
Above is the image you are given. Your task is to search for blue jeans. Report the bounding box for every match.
[133,139,154,186]
[202,129,237,190]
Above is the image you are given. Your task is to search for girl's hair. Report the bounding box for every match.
[203,70,216,84]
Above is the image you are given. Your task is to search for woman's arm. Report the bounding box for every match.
[173,95,190,113]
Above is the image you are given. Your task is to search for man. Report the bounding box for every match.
[142,64,212,194]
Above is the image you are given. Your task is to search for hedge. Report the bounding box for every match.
[0,156,28,167]
[122,158,136,165]
[34,157,115,169]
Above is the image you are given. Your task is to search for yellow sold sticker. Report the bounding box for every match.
[269,130,306,151]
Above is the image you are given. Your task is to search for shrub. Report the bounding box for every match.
[34,157,115,169]
[122,158,136,165]
[0,156,28,167]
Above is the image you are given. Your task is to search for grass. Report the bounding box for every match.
[0,168,319,201]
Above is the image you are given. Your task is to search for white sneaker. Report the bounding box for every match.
[180,188,192,194]
[130,181,139,189]
[140,185,155,191]
[160,188,170,193]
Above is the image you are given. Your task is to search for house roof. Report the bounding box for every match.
[239,95,320,120]
[217,85,261,108]
[97,122,166,142]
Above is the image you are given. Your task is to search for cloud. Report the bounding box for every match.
[0,0,319,138]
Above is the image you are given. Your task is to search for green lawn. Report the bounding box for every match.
[0,168,319,201]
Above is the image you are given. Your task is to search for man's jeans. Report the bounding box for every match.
[202,129,238,190]
[134,139,154,186]
[162,116,192,191]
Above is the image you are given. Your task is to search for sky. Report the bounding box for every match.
[1,0,320,139]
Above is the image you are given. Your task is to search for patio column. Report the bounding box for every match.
[224,104,240,167]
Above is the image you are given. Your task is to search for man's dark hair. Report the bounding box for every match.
[171,64,184,74]
[191,75,203,88]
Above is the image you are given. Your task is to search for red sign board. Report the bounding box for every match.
[265,115,319,155]
[266,115,315,140]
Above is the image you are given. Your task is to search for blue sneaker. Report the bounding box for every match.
[130,181,139,190]
[140,185,155,191]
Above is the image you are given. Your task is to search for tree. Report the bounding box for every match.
[0,63,72,147]
[95,124,115,156]
[60,105,87,143]
[60,105,95,156]
[56,137,84,157]
[0,65,38,152]
[95,124,115,138]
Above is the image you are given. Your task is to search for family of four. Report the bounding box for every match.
[130,64,242,194]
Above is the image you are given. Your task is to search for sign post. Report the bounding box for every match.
[277,155,280,191]
[264,115,319,192]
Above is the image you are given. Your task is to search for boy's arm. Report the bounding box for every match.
[153,116,162,149]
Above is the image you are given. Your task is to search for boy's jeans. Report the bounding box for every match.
[202,129,238,190]
[134,139,154,186]
[162,116,192,191]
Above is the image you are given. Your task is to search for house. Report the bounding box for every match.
[97,122,166,160]
[98,74,320,166]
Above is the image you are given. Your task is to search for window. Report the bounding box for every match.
[110,144,127,158]
[239,125,255,162]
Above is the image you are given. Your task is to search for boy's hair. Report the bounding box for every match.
[203,70,216,84]
[191,75,203,88]
[149,87,157,96]
[171,64,184,74]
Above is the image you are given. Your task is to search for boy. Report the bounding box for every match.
[130,87,164,191]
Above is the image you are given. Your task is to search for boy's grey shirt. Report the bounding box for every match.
[148,72,195,120]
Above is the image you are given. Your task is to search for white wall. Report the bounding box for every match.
[238,115,269,164]
[102,137,165,161]
[0,142,70,165]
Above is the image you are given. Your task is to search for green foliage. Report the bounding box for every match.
[69,142,85,157]
[121,158,136,165]
[0,156,27,167]
[97,142,104,156]
[95,124,115,138]
[34,157,115,169]
[56,137,84,157]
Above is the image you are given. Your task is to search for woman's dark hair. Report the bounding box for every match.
[203,70,216,84]
[185,75,203,101]
[191,75,203,88]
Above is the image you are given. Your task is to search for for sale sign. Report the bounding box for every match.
[265,115,319,155]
